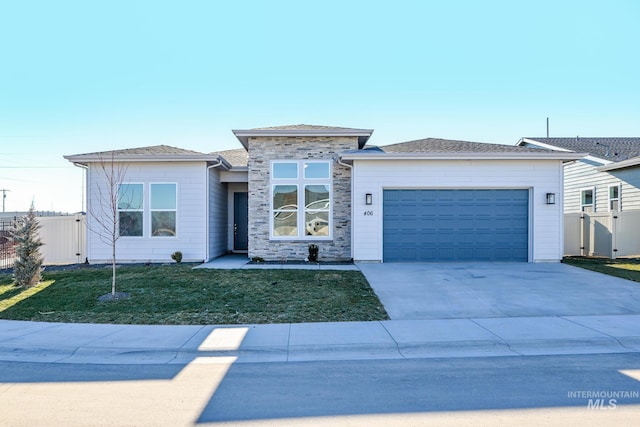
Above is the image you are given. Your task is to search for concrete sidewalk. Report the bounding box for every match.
[1,315,639,365]
[195,254,359,270]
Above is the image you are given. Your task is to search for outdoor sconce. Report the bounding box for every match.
[546,193,556,205]
[365,193,373,205]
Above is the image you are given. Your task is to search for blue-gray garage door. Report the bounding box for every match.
[383,189,529,262]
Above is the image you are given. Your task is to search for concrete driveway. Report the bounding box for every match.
[357,262,640,320]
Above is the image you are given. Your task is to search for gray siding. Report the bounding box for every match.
[208,167,228,259]
[519,141,640,214]
[564,160,640,213]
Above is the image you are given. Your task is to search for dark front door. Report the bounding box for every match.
[233,192,249,251]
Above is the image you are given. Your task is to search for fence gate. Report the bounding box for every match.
[564,211,640,258]
[38,214,87,265]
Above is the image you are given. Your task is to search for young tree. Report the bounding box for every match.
[87,152,129,298]
[13,204,44,287]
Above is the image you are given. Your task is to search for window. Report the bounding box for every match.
[118,183,144,237]
[271,161,331,239]
[581,188,594,213]
[609,184,621,211]
[150,183,177,237]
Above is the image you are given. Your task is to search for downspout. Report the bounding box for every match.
[336,156,354,261]
[71,162,88,212]
[72,162,89,263]
[206,159,224,261]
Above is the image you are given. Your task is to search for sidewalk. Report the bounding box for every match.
[1,315,639,365]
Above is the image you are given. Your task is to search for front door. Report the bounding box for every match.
[233,192,249,251]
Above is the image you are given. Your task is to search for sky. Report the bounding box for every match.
[1,0,639,214]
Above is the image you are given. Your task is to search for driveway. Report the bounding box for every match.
[357,262,640,320]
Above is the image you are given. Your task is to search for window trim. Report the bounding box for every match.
[608,183,621,212]
[117,182,145,238]
[270,160,332,240]
[149,182,178,238]
[580,187,595,213]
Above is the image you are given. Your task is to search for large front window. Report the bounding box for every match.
[118,183,143,237]
[272,161,331,239]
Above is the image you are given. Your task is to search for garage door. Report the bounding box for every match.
[383,189,529,262]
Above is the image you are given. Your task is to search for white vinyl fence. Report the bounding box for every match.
[38,214,86,265]
[565,211,640,258]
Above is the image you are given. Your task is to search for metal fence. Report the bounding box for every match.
[0,217,18,270]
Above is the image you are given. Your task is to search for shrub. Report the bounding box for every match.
[308,244,319,262]
[171,251,183,263]
[12,205,44,287]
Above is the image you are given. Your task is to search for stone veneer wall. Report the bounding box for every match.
[247,136,358,261]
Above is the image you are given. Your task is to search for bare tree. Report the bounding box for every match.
[87,152,129,298]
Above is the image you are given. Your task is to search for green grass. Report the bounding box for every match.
[563,256,640,282]
[0,265,389,325]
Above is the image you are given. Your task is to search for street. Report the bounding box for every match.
[1,353,640,426]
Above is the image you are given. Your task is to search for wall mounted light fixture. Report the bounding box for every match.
[365,193,373,205]
[546,193,556,205]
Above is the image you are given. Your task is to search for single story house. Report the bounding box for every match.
[517,137,640,257]
[65,125,582,264]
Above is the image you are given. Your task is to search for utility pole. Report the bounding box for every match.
[0,189,9,213]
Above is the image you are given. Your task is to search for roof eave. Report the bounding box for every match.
[232,129,374,149]
[598,157,640,172]
[63,154,231,169]
[517,138,576,152]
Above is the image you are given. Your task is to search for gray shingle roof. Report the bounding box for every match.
[524,137,640,161]
[382,138,546,153]
[70,144,206,157]
[250,124,368,131]
[212,148,248,167]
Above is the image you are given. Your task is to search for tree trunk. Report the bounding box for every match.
[112,238,116,296]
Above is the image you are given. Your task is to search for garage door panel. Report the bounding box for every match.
[383,189,529,262]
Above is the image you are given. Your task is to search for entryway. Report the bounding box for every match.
[233,192,248,251]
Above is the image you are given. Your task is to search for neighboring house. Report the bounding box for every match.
[517,137,640,257]
[64,125,580,264]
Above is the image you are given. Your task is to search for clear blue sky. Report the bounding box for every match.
[1,0,639,213]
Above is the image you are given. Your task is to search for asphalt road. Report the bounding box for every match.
[2,354,640,426]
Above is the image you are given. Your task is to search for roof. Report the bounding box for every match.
[383,138,546,154]
[340,137,585,162]
[250,124,370,132]
[520,137,640,162]
[70,144,205,157]
[64,144,229,168]
[212,148,248,167]
[231,124,374,149]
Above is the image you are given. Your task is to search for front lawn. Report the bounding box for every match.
[563,256,640,282]
[0,265,389,325]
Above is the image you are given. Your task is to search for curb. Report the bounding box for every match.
[1,337,638,365]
